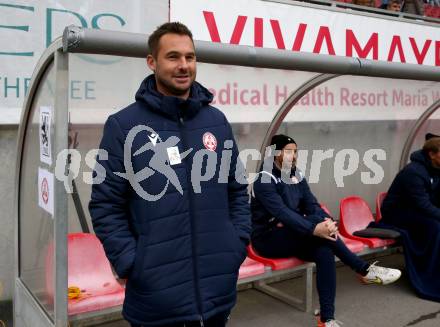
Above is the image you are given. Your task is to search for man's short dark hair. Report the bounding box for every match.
[423,137,440,155]
[148,22,194,57]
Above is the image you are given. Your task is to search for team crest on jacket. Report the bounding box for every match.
[203,132,217,151]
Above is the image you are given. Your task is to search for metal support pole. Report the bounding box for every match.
[15,38,63,327]
[62,26,440,82]
[53,49,69,327]
[256,73,337,173]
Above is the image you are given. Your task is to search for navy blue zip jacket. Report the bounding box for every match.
[89,75,251,325]
[382,150,440,221]
[251,164,328,240]
[380,150,440,302]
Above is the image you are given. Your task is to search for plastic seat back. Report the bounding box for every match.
[375,192,387,222]
[320,203,366,253]
[339,196,374,236]
[247,244,304,271]
[238,257,265,279]
[339,196,396,248]
[45,233,123,304]
[67,233,122,295]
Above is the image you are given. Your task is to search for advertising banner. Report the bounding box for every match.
[0,0,167,123]
[170,0,440,122]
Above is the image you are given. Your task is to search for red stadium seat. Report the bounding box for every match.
[46,233,125,316]
[247,244,305,270]
[375,192,387,222]
[425,5,436,17]
[340,234,367,253]
[238,257,266,279]
[320,204,366,253]
[424,5,431,17]
[339,196,395,248]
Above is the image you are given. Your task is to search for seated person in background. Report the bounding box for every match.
[352,0,377,7]
[380,136,440,302]
[251,134,401,327]
[401,0,425,15]
[380,0,403,11]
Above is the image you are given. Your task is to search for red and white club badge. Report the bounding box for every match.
[203,132,217,151]
[41,177,49,204]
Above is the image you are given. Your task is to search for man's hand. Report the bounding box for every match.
[313,218,338,241]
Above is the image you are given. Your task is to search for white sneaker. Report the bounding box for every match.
[318,319,343,327]
[360,261,401,285]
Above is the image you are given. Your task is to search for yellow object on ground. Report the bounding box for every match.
[68,286,82,299]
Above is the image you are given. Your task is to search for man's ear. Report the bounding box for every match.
[147,54,156,72]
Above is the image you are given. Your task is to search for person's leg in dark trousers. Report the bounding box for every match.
[304,238,368,322]
[309,242,337,322]
[252,228,369,322]
[202,310,230,327]
[253,228,338,320]
[321,237,369,274]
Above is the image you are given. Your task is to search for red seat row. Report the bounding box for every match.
[46,233,268,316]
[51,193,392,317]
[245,193,396,291]
[247,243,305,271]
[425,4,440,18]
[238,257,266,279]
[45,233,125,316]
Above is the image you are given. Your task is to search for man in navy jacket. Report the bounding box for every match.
[381,136,440,302]
[89,22,251,326]
[251,135,401,327]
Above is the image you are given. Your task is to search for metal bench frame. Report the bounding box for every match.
[251,263,314,312]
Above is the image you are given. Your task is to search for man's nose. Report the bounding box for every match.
[178,57,189,69]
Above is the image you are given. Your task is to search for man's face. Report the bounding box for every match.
[147,33,196,99]
[276,143,298,170]
[387,1,401,12]
[429,150,440,169]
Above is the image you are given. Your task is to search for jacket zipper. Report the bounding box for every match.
[178,115,204,325]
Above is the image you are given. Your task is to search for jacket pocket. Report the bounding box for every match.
[230,224,247,263]
[129,235,145,282]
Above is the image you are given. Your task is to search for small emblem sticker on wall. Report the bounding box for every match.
[39,106,53,165]
[38,167,54,216]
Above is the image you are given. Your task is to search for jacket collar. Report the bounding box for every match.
[134,74,214,121]
[270,163,304,183]
[410,149,440,175]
